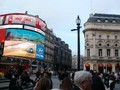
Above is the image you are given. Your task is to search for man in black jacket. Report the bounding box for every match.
[9,74,22,90]
[90,70,105,90]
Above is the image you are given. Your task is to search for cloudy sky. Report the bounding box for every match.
[1,0,120,55]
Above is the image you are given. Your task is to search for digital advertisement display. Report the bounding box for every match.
[4,14,46,31]
[0,16,4,25]
[3,28,45,60]
[0,29,6,42]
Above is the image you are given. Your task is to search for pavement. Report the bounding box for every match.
[0,78,10,89]
[0,74,60,90]
[0,74,36,90]
[114,83,120,90]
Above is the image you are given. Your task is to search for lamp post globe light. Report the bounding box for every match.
[71,15,81,71]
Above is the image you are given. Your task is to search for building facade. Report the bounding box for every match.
[0,12,72,74]
[44,28,55,70]
[72,55,84,70]
[54,37,72,71]
[83,13,120,73]
[0,13,47,73]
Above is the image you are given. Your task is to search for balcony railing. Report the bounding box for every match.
[84,56,120,60]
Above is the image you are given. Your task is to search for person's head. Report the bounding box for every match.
[14,73,19,79]
[74,71,92,90]
[35,77,50,90]
[43,72,48,77]
[60,77,73,90]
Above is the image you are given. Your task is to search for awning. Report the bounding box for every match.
[107,63,112,67]
[115,63,120,68]
[98,63,103,67]
[85,63,90,67]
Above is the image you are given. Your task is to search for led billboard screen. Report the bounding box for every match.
[0,29,6,42]
[3,14,46,31]
[3,28,45,60]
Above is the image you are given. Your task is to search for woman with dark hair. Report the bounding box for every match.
[90,70,105,90]
[35,77,51,90]
[5,32,12,40]
[60,77,73,90]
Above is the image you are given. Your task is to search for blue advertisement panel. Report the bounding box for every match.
[36,44,44,60]
[3,28,45,60]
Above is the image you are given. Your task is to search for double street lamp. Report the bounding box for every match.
[71,15,81,71]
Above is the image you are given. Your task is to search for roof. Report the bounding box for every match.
[87,13,120,24]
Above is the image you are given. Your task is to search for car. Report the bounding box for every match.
[27,48,34,53]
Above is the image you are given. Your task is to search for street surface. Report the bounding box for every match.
[30,74,61,89]
[0,74,61,90]
[0,74,120,90]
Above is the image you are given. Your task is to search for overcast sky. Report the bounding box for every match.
[1,0,120,56]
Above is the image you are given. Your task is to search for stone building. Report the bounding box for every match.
[83,13,120,73]
[72,55,84,70]
[44,28,72,71]
[54,37,72,71]
[44,28,55,70]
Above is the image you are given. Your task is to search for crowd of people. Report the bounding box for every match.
[6,66,53,90]
[35,70,119,90]
[4,66,120,90]
[4,65,34,90]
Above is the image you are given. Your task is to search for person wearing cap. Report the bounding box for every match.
[72,71,93,90]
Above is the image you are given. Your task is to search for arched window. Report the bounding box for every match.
[97,19,101,22]
[87,43,89,46]
[107,63,112,68]
[107,35,109,39]
[99,43,102,46]
[107,49,111,57]
[112,20,116,23]
[107,43,110,47]
[105,19,108,23]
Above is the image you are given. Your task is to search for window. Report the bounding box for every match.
[107,44,110,47]
[107,35,109,39]
[99,35,101,39]
[105,19,108,23]
[99,43,102,46]
[86,35,88,39]
[112,20,116,23]
[98,49,102,56]
[87,49,90,57]
[115,36,117,40]
[115,44,118,47]
[115,49,118,57]
[87,43,89,46]
[97,19,101,22]
[107,49,110,57]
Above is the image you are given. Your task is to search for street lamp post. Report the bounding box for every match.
[71,15,81,71]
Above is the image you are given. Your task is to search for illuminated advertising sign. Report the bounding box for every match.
[0,29,6,42]
[0,16,4,25]
[36,45,44,60]
[3,28,45,60]
[4,14,46,31]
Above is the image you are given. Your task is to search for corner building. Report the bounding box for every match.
[83,13,120,73]
[44,28,55,70]
[0,13,46,73]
